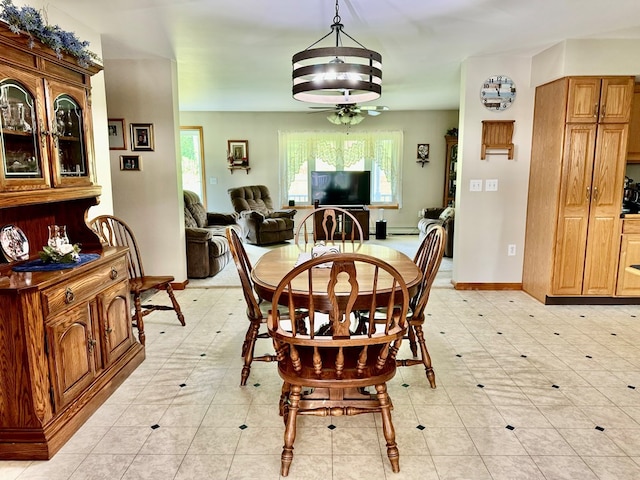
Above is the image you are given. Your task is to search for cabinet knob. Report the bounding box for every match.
[586,186,591,201]
[64,287,75,304]
[87,337,97,352]
[110,267,118,280]
[105,326,113,335]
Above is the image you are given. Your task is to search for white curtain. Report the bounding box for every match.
[279,130,403,205]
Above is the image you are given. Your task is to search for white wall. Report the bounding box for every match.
[179,110,459,233]
[453,56,534,284]
[104,59,186,281]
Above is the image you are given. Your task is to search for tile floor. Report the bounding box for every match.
[4,284,640,479]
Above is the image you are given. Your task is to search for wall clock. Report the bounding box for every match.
[480,75,516,111]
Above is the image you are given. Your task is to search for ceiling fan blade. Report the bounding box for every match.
[359,105,389,111]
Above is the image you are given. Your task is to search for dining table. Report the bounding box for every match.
[251,242,422,306]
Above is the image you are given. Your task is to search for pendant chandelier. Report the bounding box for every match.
[292,0,382,105]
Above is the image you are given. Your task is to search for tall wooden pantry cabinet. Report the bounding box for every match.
[0,23,145,459]
[523,76,634,303]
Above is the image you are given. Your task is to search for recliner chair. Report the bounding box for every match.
[228,185,296,245]
[183,190,238,278]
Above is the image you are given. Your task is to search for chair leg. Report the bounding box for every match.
[240,320,261,386]
[281,384,301,477]
[376,383,400,473]
[414,324,436,388]
[408,323,418,357]
[279,382,291,418]
[133,293,146,346]
[165,284,186,326]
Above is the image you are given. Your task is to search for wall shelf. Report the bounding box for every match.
[481,120,515,159]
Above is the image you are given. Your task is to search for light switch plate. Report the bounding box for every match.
[486,179,498,191]
[470,179,483,192]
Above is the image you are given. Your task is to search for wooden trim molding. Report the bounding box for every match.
[453,282,522,291]
[170,280,189,290]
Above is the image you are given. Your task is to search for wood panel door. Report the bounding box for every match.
[566,78,600,123]
[599,77,634,123]
[583,123,628,294]
[616,234,640,296]
[98,280,134,367]
[553,124,597,294]
[46,303,97,410]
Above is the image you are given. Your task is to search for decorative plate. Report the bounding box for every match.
[0,224,29,261]
[480,75,516,111]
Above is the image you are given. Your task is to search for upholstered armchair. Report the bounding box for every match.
[418,207,454,258]
[228,185,297,245]
[183,190,239,278]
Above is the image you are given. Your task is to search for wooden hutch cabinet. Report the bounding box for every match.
[0,24,144,459]
[523,76,634,303]
[443,135,458,207]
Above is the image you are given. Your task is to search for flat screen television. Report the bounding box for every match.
[311,171,371,206]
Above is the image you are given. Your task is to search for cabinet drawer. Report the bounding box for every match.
[623,219,640,234]
[42,257,127,316]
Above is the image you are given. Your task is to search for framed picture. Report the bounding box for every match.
[120,155,141,171]
[130,123,154,151]
[108,119,126,150]
[227,140,249,166]
[417,143,429,161]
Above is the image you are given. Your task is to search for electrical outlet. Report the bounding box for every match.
[470,179,483,192]
[508,244,516,256]
[485,179,498,191]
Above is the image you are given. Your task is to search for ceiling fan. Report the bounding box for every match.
[310,104,389,125]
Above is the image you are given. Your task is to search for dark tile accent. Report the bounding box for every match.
[216,330,222,333]
[239,424,248,430]
[456,354,462,357]
[328,425,336,430]
[529,314,534,317]
[253,383,261,387]
[497,332,503,335]
[440,331,445,334]
[478,314,483,316]
[179,383,186,388]
[552,385,559,389]
[200,353,206,357]
[416,425,426,430]
[151,424,160,429]
[160,331,165,334]
[554,333,560,335]
[595,426,605,431]
[402,383,410,388]
[520,355,527,358]
[580,315,585,318]
[506,425,515,430]
[586,355,593,359]
[477,384,485,388]
[628,385,636,390]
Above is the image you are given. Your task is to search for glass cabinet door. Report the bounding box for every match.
[47,80,92,187]
[54,94,86,177]
[0,77,49,190]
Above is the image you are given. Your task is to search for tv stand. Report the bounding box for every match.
[314,206,370,240]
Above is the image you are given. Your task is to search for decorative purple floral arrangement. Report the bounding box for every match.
[0,0,100,67]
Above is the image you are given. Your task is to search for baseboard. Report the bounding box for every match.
[453,282,522,291]
[170,280,189,290]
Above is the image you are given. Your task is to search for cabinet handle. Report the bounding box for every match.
[594,103,598,118]
[87,338,97,352]
[586,186,591,201]
[600,104,606,120]
[110,267,118,280]
[105,326,113,335]
[593,186,599,202]
[64,287,75,304]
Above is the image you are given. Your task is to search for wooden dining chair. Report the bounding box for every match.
[294,206,364,247]
[397,224,446,388]
[90,215,185,346]
[268,252,410,476]
[359,224,445,388]
[225,226,277,386]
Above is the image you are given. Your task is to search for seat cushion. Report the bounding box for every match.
[208,234,229,258]
[260,217,295,232]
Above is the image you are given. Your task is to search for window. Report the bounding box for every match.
[279,130,403,206]
[180,126,206,203]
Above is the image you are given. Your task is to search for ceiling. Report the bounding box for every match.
[50,0,640,112]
